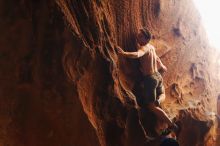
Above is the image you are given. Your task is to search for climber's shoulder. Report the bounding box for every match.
[147,43,156,50]
[139,44,152,52]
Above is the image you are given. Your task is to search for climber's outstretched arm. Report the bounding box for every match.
[116,46,148,58]
[157,56,167,72]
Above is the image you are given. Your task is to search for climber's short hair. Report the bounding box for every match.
[137,28,152,46]
[140,28,151,41]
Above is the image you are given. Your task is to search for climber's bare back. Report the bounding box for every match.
[139,44,159,76]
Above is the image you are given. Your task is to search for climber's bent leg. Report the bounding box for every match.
[157,93,165,105]
[147,103,173,127]
[156,75,165,105]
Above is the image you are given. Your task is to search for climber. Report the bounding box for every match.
[116,28,178,134]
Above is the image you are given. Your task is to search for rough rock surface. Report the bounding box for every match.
[1,0,220,146]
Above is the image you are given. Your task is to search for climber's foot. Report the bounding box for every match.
[160,128,172,137]
[168,122,181,137]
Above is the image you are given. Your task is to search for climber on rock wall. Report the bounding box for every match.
[116,28,178,136]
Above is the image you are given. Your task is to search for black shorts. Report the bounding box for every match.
[140,72,165,106]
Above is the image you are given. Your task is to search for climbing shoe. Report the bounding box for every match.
[160,128,172,136]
